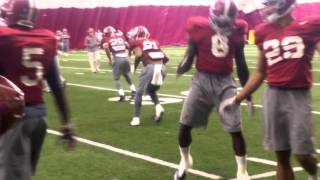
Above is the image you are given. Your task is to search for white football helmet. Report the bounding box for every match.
[209,0,238,34]
[260,0,296,23]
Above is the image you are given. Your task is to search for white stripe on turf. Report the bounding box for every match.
[47,129,222,179]
[247,157,277,166]
[249,164,320,179]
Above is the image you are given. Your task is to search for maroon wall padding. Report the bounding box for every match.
[35,3,320,49]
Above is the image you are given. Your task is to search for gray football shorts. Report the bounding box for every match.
[263,86,315,155]
[137,64,166,93]
[180,72,241,132]
[112,56,131,80]
[0,104,48,180]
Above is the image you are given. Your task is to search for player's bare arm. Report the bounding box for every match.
[104,47,112,66]
[47,57,76,149]
[236,51,266,103]
[176,40,196,76]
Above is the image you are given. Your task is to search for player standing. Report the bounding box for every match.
[174,0,252,179]
[0,0,76,179]
[222,0,320,179]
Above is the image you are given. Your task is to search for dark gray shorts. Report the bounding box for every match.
[263,87,315,155]
[180,72,241,132]
[112,57,131,80]
[0,104,48,180]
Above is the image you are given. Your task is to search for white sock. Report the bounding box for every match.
[130,84,136,92]
[118,89,125,96]
[178,146,192,177]
[235,155,248,175]
[308,174,318,180]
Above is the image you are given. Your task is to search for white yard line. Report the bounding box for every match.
[47,129,222,179]
[247,157,277,166]
[249,164,320,179]
[66,83,320,116]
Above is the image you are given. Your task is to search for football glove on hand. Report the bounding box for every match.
[60,124,76,150]
[219,96,238,115]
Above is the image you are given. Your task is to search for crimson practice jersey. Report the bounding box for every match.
[255,16,320,88]
[102,35,129,57]
[0,26,57,106]
[130,38,166,65]
[187,16,248,74]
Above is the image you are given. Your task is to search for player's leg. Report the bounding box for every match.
[112,59,125,101]
[88,52,96,73]
[23,105,48,174]
[275,150,294,180]
[147,84,163,122]
[131,65,153,126]
[219,76,249,179]
[174,72,213,180]
[174,124,193,180]
[290,89,317,179]
[296,155,317,180]
[122,58,136,98]
[95,50,101,72]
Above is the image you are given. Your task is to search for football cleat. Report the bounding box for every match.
[154,104,164,123]
[236,171,250,180]
[260,0,296,23]
[130,91,136,99]
[173,170,186,180]
[130,117,140,126]
[209,0,238,34]
[118,95,126,102]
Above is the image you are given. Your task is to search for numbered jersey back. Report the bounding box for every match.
[0,26,57,106]
[102,35,128,57]
[187,16,247,74]
[255,16,320,88]
[130,38,165,65]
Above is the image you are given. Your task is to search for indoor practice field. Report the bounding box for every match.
[33,45,320,180]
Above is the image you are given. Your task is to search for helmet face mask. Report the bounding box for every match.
[209,0,238,35]
[260,0,296,23]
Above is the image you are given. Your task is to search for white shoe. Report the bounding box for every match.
[236,171,250,180]
[154,104,164,122]
[130,117,140,126]
[175,154,193,179]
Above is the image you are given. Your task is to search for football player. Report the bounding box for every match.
[128,26,169,126]
[0,0,76,179]
[0,76,24,136]
[221,0,320,179]
[174,0,252,179]
[102,26,136,102]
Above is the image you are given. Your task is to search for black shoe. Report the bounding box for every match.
[131,91,136,99]
[174,170,186,180]
[154,111,164,123]
[118,95,126,102]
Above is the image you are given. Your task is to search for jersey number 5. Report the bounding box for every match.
[263,36,305,66]
[21,48,44,86]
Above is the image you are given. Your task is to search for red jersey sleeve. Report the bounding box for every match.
[186,16,210,43]
[301,16,320,44]
[234,19,248,46]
